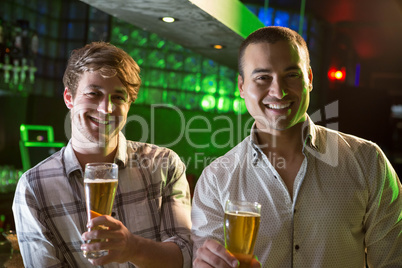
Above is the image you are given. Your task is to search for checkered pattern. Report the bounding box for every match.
[13,134,192,268]
[191,117,402,267]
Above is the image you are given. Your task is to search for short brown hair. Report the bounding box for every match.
[63,41,141,102]
[238,26,310,77]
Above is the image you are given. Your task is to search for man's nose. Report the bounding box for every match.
[97,95,113,114]
[268,78,287,99]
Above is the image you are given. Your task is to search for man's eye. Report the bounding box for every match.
[256,76,269,81]
[113,96,127,102]
[287,73,301,78]
[86,92,99,97]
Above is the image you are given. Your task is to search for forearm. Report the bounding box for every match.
[130,237,183,268]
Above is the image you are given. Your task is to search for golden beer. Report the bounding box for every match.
[83,163,118,259]
[224,200,261,268]
[84,179,118,218]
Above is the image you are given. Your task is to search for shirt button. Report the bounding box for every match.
[295,245,300,250]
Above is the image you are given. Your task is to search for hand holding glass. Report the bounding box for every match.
[83,163,118,259]
[224,200,261,268]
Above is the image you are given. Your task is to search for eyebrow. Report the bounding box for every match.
[85,84,128,96]
[251,65,302,75]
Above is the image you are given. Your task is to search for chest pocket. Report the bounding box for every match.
[123,196,162,239]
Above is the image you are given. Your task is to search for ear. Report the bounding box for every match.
[64,88,74,109]
[308,68,313,92]
[238,74,245,98]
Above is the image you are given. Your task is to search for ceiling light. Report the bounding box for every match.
[212,44,225,50]
[161,17,176,23]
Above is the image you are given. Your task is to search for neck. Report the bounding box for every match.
[255,122,305,157]
[71,138,118,170]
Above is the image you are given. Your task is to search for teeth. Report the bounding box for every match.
[267,103,291,109]
[91,117,110,125]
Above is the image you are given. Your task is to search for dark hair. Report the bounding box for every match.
[238,26,310,77]
[62,41,141,102]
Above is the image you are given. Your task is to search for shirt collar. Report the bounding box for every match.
[249,122,263,165]
[302,116,319,151]
[250,122,259,147]
[115,132,127,168]
[63,140,82,178]
[63,132,128,178]
[248,116,320,154]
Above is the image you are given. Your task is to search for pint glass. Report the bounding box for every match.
[224,200,261,268]
[83,163,118,259]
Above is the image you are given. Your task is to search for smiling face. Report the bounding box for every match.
[238,41,313,134]
[64,71,131,150]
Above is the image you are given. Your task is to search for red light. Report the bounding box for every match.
[328,67,346,82]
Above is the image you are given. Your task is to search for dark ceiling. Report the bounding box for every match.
[250,0,402,72]
[82,0,402,76]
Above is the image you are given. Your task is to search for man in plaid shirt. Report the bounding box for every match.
[13,41,192,268]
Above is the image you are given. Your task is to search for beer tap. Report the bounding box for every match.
[20,58,29,83]
[29,63,37,84]
[3,55,12,84]
[12,59,21,85]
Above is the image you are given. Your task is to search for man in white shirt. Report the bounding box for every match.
[191,26,402,267]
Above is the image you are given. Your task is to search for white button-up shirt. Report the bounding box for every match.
[191,118,402,267]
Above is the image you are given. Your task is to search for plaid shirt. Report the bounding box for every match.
[13,133,192,268]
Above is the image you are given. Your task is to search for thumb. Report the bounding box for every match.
[250,257,261,268]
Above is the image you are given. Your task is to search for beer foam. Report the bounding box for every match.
[225,211,260,217]
[84,178,117,183]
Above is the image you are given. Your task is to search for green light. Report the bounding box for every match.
[202,59,218,74]
[233,98,248,114]
[148,51,166,68]
[23,142,66,147]
[166,72,182,90]
[20,124,56,142]
[201,95,216,112]
[130,29,147,46]
[120,35,128,43]
[217,97,231,113]
[129,48,146,66]
[135,87,148,104]
[19,124,65,171]
[184,93,200,110]
[149,33,166,49]
[219,76,235,95]
[182,74,201,92]
[184,55,201,72]
[146,88,165,105]
[147,70,166,88]
[166,53,184,70]
[201,75,217,94]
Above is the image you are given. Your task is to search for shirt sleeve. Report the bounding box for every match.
[159,151,193,268]
[190,167,226,262]
[12,172,67,267]
[364,145,402,267]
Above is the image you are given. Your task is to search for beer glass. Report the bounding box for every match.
[224,200,261,268]
[83,163,118,259]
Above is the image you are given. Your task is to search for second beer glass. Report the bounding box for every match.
[224,199,261,268]
[83,162,118,259]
